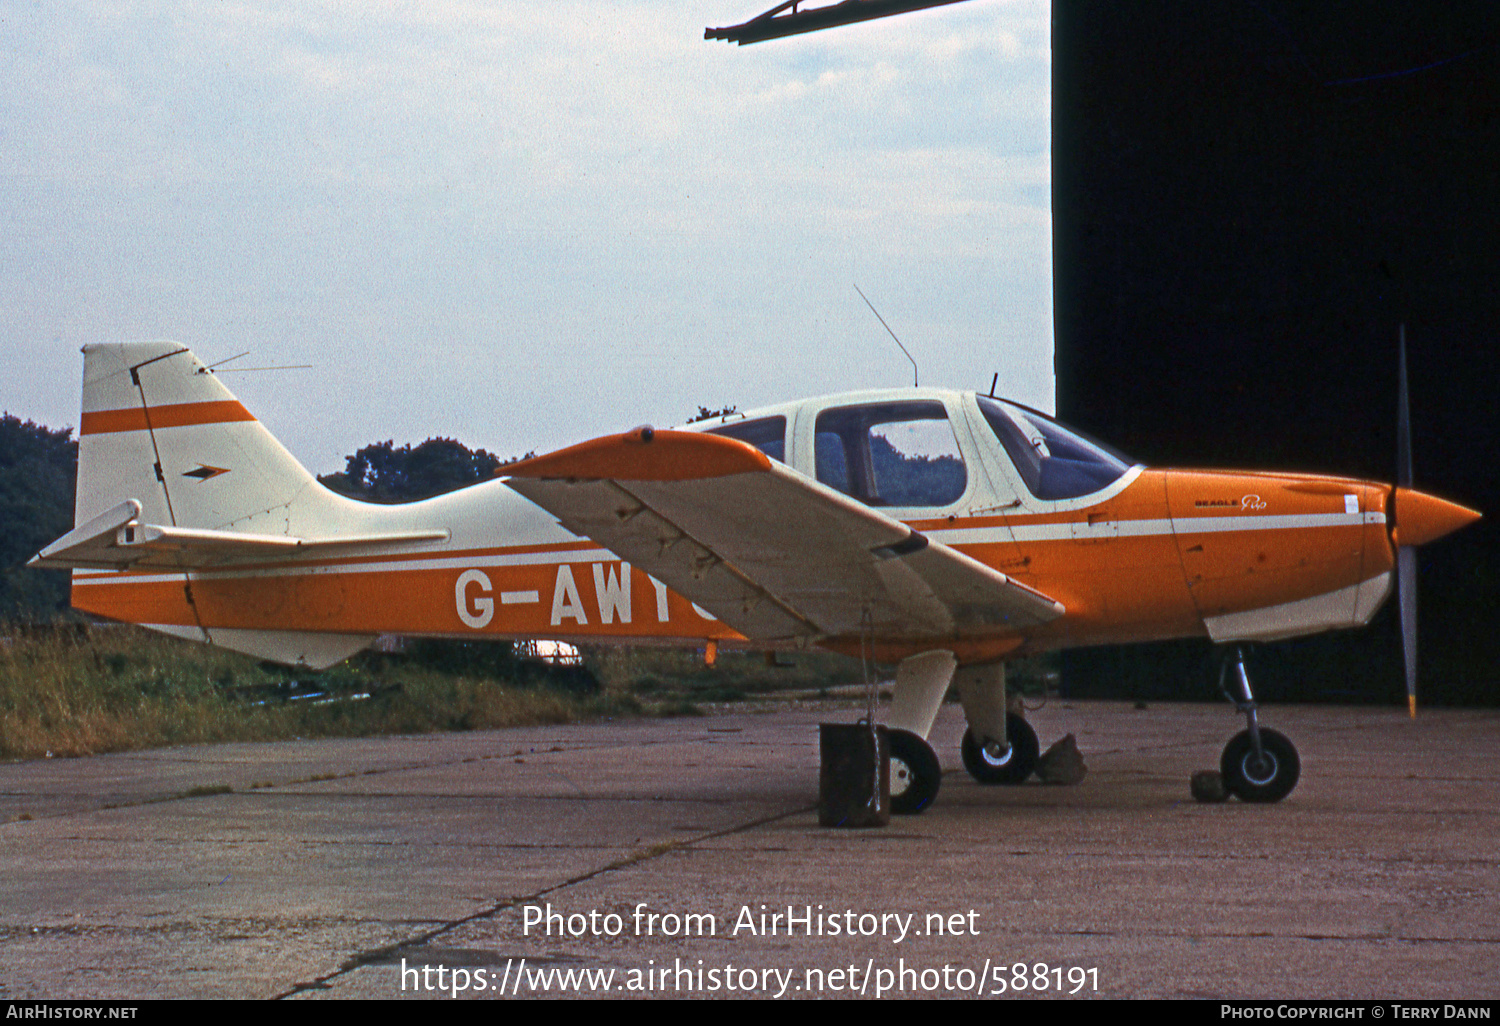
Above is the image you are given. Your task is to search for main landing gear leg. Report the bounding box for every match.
[1217,645,1300,803]
[957,661,1039,785]
[886,650,956,815]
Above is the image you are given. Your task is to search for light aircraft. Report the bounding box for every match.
[31,342,1479,811]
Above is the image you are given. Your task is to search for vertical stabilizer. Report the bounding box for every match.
[76,342,337,536]
[70,342,376,668]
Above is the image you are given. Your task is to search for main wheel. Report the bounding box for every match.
[888,729,941,815]
[1220,728,1300,803]
[961,718,1040,785]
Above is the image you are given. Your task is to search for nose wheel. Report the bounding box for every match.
[1221,727,1300,803]
[1216,646,1300,802]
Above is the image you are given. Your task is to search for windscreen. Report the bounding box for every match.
[977,396,1132,501]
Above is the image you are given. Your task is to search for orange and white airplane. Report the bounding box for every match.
[31,342,1479,811]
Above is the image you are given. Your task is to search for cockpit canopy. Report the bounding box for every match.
[700,389,1136,511]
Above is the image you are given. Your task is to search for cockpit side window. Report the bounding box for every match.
[707,416,786,463]
[977,396,1132,501]
[814,401,967,508]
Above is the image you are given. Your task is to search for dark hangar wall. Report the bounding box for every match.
[1051,2,1500,704]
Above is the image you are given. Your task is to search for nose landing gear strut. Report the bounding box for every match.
[1217,646,1301,803]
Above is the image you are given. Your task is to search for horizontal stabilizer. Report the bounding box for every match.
[28,500,144,570]
[30,507,448,571]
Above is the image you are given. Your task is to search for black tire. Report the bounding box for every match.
[961,718,1040,785]
[888,729,941,815]
[1220,728,1300,803]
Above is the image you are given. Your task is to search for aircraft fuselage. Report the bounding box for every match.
[68,385,1419,663]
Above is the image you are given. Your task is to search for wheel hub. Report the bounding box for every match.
[890,756,913,796]
[982,740,1013,766]
[1242,750,1278,785]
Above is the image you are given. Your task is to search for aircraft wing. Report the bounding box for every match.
[504,428,1064,644]
[29,499,448,571]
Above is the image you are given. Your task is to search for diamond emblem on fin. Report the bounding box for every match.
[183,464,231,481]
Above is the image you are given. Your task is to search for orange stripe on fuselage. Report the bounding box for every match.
[71,558,741,642]
[80,400,256,435]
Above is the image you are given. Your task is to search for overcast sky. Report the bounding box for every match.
[1,0,1052,473]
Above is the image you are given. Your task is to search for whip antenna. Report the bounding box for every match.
[854,284,918,387]
[201,350,312,375]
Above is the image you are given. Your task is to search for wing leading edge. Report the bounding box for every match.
[503,428,1064,645]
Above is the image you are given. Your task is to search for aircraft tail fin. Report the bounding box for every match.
[44,342,383,668]
[73,341,334,537]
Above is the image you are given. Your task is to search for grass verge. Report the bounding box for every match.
[1,623,1059,762]
[0,624,634,761]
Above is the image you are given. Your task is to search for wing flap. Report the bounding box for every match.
[505,429,1063,643]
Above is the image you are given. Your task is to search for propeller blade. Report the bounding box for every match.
[1397,326,1412,489]
[1395,325,1417,717]
[1397,545,1418,719]
[1390,327,1480,717]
